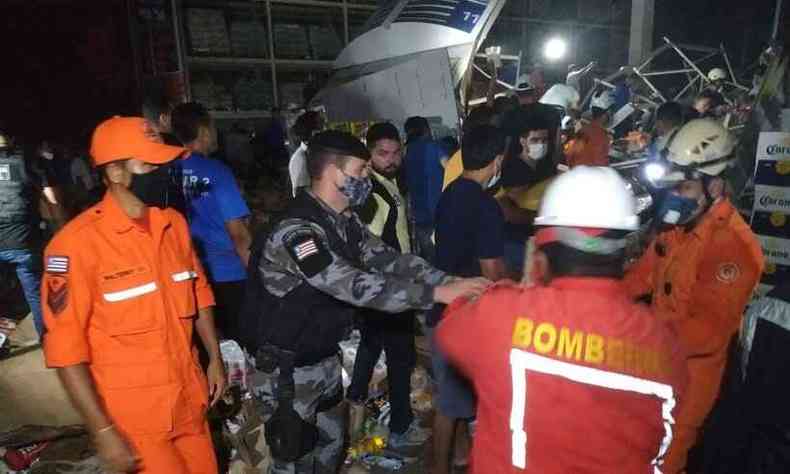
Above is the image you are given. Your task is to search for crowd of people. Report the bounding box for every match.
[0,55,780,474]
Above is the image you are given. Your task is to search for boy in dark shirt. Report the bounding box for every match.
[430,124,509,474]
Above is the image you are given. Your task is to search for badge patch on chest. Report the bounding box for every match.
[0,164,10,181]
[716,262,741,283]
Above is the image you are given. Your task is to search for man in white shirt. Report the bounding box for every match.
[288,111,323,197]
[566,61,596,91]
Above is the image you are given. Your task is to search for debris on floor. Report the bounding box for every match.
[0,425,99,473]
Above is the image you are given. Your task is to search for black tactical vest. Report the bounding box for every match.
[0,152,39,249]
[240,192,365,366]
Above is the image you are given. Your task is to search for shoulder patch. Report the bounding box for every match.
[46,255,70,274]
[46,275,69,315]
[716,262,741,284]
[284,231,332,278]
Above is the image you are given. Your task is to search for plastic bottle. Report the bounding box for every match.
[220,340,248,389]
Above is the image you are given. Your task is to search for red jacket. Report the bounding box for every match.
[437,277,687,474]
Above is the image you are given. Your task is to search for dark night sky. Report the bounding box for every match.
[654,0,780,68]
[0,0,785,145]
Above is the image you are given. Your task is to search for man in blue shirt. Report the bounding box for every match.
[430,124,509,474]
[171,102,252,340]
[402,116,448,263]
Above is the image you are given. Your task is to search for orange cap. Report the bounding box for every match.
[90,116,185,166]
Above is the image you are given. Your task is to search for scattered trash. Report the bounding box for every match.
[28,456,104,474]
[360,454,405,470]
[0,425,85,449]
[410,367,433,413]
[3,442,50,470]
[220,339,251,389]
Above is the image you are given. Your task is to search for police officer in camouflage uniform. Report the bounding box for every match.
[0,131,65,338]
[248,130,488,474]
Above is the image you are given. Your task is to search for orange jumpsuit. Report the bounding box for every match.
[625,199,764,473]
[566,121,610,167]
[42,192,218,473]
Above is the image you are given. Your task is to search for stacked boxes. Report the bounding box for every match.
[751,132,790,293]
[274,23,310,59]
[308,24,342,60]
[191,75,233,111]
[187,9,231,56]
[230,20,268,58]
[234,76,274,110]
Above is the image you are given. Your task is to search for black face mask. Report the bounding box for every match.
[129,164,173,209]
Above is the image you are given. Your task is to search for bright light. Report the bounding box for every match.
[544,38,567,61]
[644,162,667,182]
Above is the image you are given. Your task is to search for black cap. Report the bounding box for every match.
[308,130,370,161]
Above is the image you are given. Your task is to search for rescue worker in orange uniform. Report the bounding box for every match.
[42,116,226,473]
[565,89,615,168]
[626,119,764,473]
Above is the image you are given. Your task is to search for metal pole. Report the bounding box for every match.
[772,0,783,40]
[637,44,670,70]
[171,0,185,75]
[663,37,708,84]
[721,43,741,88]
[673,75,699,101]
[266,0,278,107]
[632,67,666,102]
[640,68,696,77]
[342,0,349,45]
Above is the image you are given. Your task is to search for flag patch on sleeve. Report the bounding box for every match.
[293,239,319,261]
[46,256,70,273]
[284,231,332,278]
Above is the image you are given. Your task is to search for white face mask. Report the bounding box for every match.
[41,151,54,160]
[527,143,548,160]
[486,171,501,189]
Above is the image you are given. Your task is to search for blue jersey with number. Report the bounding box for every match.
[178,152,250,282]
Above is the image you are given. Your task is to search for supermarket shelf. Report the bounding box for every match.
[179,0,373,105]
[188,56,271,66]
[185,0,259,9]
[210,110,272,119]
[275,58,334,68]
[183,0,376,11]
[187,56,334,68]
[267,0,376,11]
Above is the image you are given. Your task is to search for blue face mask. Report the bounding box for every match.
[339,172,373,207]
[657,193,700,225]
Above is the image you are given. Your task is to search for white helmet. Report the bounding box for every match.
[707,68,727,82]
[591,89,616,111]
[663,119,736,181]
[535,166,639,231]
[539,84,580,111]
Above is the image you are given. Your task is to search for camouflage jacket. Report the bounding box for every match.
[260,191,448,313]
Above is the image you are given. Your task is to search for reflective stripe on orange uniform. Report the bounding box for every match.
[624,199,764,473]
[42,192,218,473]
[566,122,610,168]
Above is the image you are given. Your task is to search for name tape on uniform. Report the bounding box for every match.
[46,256,70,273]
